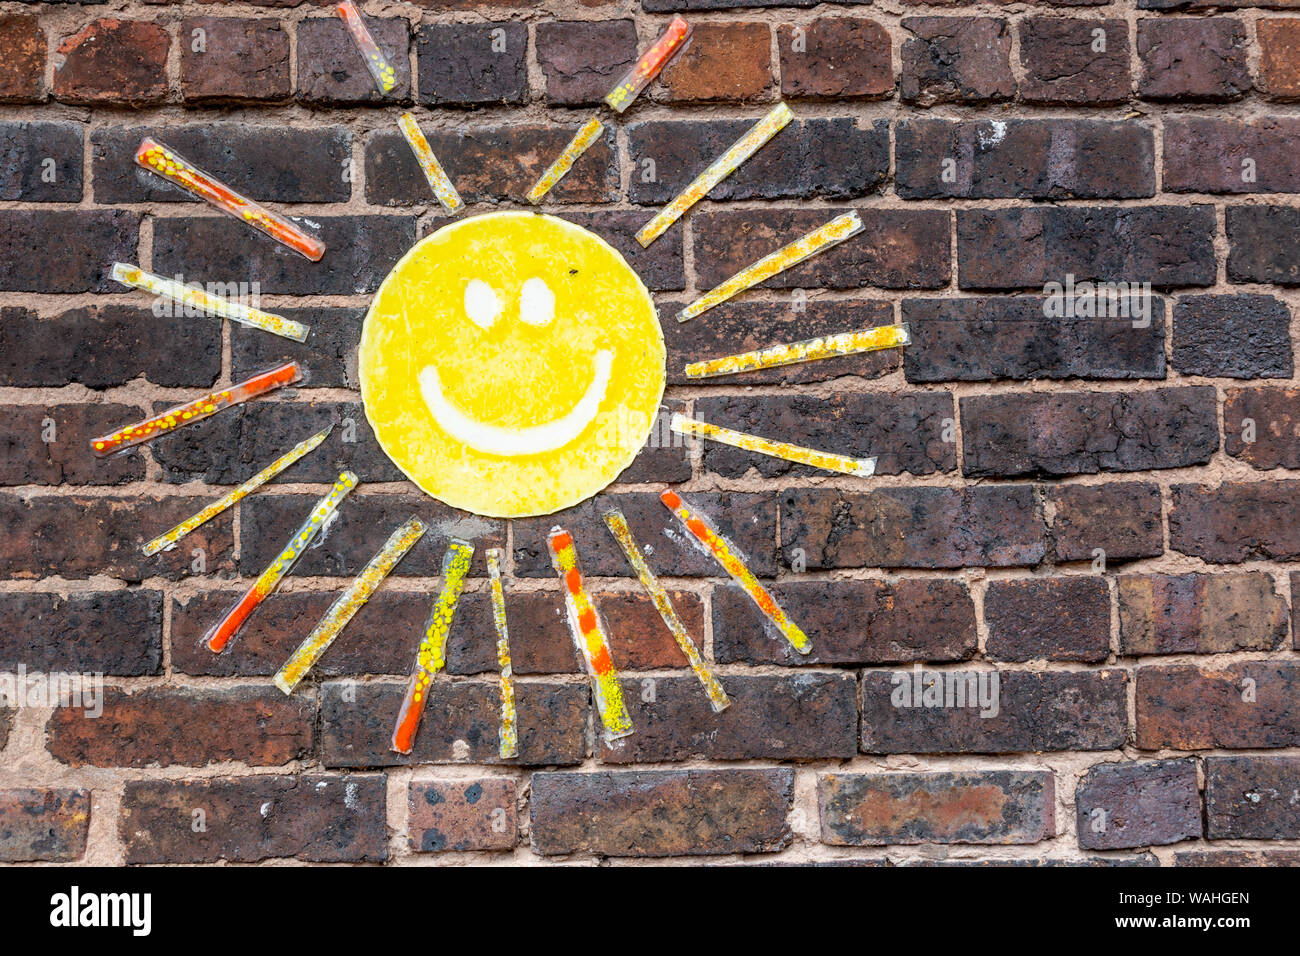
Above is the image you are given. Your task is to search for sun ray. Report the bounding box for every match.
[486,548,519,759]
[604,15,692,113]
[337,0,399,94]
[685,324,910,379]
[671,412,876,477]
[526,116,605,204]
[397,113,462,212]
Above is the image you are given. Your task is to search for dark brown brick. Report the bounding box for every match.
[1225,387,1300,469]
[0,403,145,485]
[1172,294,1293,379]
[0,14,46,104]
[1075,759,1200,850]
[1137,662,1300,749]
[53,18,169,106]
[619,402,692,485]
[297,15,411,105]
[1170,481,1300,562]
[1259,18,1300,100]
[1206,755,1300,839]
[896,119,1153,199]
[1138,17,1249,101]
[1019,18,1130,105]
[820,771,1054,845]
[861,668,1128,753]
[778,18,892,99]
[0,122,82,201]
[1165,118,1300,194]
[553,209,684,291]
[901,17,1014,107]
[713,579,977,667]
[0,709,8,750]
[416,22,528,106]
[1227,205,1300,284]
[0,590,162,675]
[232,307,360,388]
[1176,849,1300,866]
[409,777,516,852]
[530,768,793,857]
[782,486,1046,570]
[1049,482,1164,563]
[46,686,313,768]
[1118,572,1288,655]
[121,775,387,864]
[535,19,638,106]
[0,789,90,862]
[985,577,1111,662]
[659,21,772,103]
[903,296,1166,383]
[180,17,291,103]
[957,206,1217,290]
[960,387,1218,478]
[0,210,139,293]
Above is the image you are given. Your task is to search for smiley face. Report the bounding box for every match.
[359,212,665,517]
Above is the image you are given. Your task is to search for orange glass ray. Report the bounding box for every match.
[604,16,691,113]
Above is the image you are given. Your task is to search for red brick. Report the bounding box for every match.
[0,590,162,676]
[530,769,793,857]
[1225,387,1300,469]
[659,21,772,103]
[0,14,46,104]
[535,19,638,106]
[1048,482,1164,563]
[180,17,290,103]
[778,18,892,99]
[409,778,516,852]
[1206,755,1300,839]
[1258,18,1300,100]
[297,15,411,105]
[53,18,169,106]
[0,403,144,486]
[1137,18,1249,101]
[1075,760,1200,850]
[1170,481,1300,562]
[0,788,90,862]
[901,17,1014,106]
[0,210,139,294]
[1019,18,1130,105]
[1136,662,1300,749]
[1119,572,1289,655]
[985,577,1111,662]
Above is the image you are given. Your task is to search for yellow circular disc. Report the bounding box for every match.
[359,211,665,518]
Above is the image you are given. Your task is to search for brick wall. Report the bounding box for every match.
[1,0,1299,866]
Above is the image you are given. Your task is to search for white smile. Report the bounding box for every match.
[418,349,614,457]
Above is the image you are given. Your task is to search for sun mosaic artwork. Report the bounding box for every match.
[100,6,910,755]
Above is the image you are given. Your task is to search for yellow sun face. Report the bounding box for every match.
[359,211,666,518]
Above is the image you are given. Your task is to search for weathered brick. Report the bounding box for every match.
[985,577,1111,662]
[93,125,351,204]
[902,296,1166,383]
[231,307,359,389]
[1225,387,1300,469]
[782,486,1045,570]
[1259,18,1300,100]
[619,402,692,485]
[1137,662,1300,749]
[0,403,144,486]
[1170,481,1300,562]
[1226,205,1300,284]
[713,579,977,667]
[0,305,221,389]
[778,18,892,99]
[365,125,617,206]
[628,118,887,204]
[1176,849,1300,866]
[1048,482,1164,563]
[0,590,162,675]
[535,19,638,105]
[530,769,793,857]
[694,208,950,290]
[820,771,1054,845]
[53,18,169,106]
[0,709,9,750]
[152,215,415,295]
[180,17,291,103]
[0,14,46,104]
[1165,118,1300,194]
[694,393,955,479]
[659,21,772,103]
[320,680,587,767]
[1118,572,1288,655]
[601,673,858,763]
[957,206,1217,290]
[1172,294,1293,379]
[121,775,387,864]
[0,210,139,293]
[861,668,1128,753]
[1206,755,1300,839]
[960,387,1218,478]
[901,17,1014,107]
[1138,18,1249,100]
[47,686,313,768]
[297,15,411,105]
[0,789,90,862]
[644,0,815,7]
[1019,18,1130,105]
[0,122,82,201]
[416,22,528,106]
[1075,760,1200,850]
[409,778,516,852]
[550,210,684,291]
[896,119,1153,199]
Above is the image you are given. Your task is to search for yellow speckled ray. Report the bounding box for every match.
[486,548,518,758]
[635,102,794,247]
[397,113,462,212]
[685,324,910,379]
[526,116,605,204]
[671,412,876,477]
[337,1,399,93]
[275,516,428,694]
[603,508,730,713]
[679,211,863,322]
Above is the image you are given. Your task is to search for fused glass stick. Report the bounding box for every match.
[135,137,325,261]
[679,211,863,322]
[548,529,633,744]
[390,538,474,755]
[660,490,811,655]
[526,116,604,204]
[603,509,729,713]
[276,516,428,695]
[604,16,691,113]
[143,426,332,557]
[671,413,876,477]
[397,113,462,212]
[205,471,358,653]
[112,262,309,343]
[486,548,518,759]
[91,361,302,457]
[635,102,794,247]
[686,325,910,379]
[337,1,399,93]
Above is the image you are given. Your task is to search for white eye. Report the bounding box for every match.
[518,277,555,327]
[464,278,501,330]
